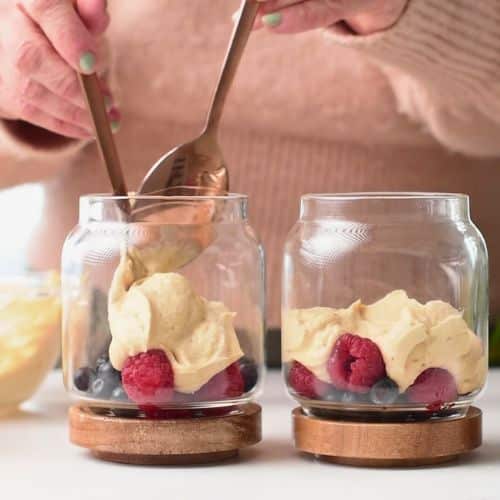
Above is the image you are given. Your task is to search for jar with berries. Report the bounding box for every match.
[62,194,264,459]
[282,193,488,422]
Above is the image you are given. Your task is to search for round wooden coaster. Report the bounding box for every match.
[293,406,482,467]
[69,403,261,465]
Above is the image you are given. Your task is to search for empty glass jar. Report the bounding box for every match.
[282,193,488,421]
[62,194,265,418]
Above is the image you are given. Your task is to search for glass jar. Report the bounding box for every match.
[282,193,488,421]
[62,194,265,418]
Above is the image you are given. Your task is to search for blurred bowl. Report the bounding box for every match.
[0,272,60,415]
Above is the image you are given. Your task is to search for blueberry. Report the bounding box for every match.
[95,353,110,371]
[90,378,107,398]
[97,360,119,377]
[341,391,360,404]
[369,378,400,405]
[89,361,122,398]
[111,386,129,402]
[91,376,124,400]
[74,367,95,392]
[97,361,121,385]
[239,356,258,393]
[324,387,344,402]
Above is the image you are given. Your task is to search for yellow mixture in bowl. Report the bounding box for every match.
[0,274,61,414]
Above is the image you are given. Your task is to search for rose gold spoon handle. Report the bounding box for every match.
[204,0,260,135]
[79,73,130,215]
[137,0,259,200]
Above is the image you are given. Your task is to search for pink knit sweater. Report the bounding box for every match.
[1,0,499,326]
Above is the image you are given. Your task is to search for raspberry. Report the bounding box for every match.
[122,349,174,405]
[196,362,244,401]
[140,405,235,419]
[288,361,329,399]
[140,405,192,420]
[327,333,386,393]
[406,368,458,405]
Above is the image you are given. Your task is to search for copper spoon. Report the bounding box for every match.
[79,73,131,215]
[135,0,259,207]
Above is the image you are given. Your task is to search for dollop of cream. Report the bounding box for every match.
[108,253,243,393]
[283,290,487,394]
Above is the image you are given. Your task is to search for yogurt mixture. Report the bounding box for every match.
[0,275,61,411]
[283,290,486,394]
[108,248,243,393]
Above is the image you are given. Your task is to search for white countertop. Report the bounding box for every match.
[1,370,499,500]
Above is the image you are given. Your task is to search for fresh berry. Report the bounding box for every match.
[74,367,95,391]
[122,350,174,405]
[95,353,109,371]
[139,406,232,420]
[370,378,400,405]
[140,405,191,420]
[87,360,122,398]
[195,362,244,401]
[327,334,386,393]
[239,356,259,393]
[341,391,361,404]
[97,361,121,385]
[111,386,129,402]
[406,368,458,405]
[426,401,446,412]
[323,386,344,402]
[90,378,107,398]
[288,361,329,399]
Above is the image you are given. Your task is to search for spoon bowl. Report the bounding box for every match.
[138,130,229,202]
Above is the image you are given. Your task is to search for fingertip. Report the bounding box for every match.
[92,10,110,35]
[108,107,120,121]
[253,16,264,30]
[76,0,110,35]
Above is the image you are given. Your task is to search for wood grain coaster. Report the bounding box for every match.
[69,403,261,465]
[293,406,482,467]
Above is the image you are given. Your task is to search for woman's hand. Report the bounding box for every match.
[254,0,408,35]
[0,0,117,140]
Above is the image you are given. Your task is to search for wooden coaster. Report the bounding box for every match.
[70,403,261,465]
[293,406,482,467]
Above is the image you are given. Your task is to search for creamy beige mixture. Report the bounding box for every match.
[108,250,243,393]
[0,275,61,411]
[283,290,487,394]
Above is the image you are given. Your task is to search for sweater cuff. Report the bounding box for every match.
[325,0,500,111]
[0,119,88,159]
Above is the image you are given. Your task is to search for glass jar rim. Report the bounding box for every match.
[81,192,248,203]
[301,192,469,202]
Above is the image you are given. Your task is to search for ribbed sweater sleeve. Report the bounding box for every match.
[327,0,500,157]
[0,119,85,159]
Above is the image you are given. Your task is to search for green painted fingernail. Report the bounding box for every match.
[110,120,121,133]
[262,12,282,27]
[79,52,96,74]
